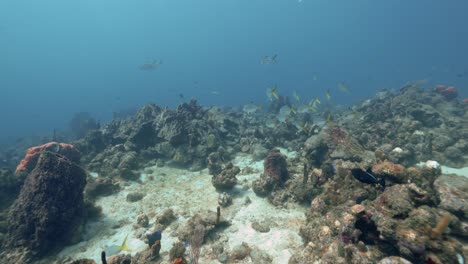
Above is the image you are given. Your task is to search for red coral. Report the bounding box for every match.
[16,142,80,174]
[433,85,458,100]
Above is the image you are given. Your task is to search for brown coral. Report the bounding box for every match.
[372,161,405,176]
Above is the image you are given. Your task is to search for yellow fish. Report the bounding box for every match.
[326,89,331,100]
[300,122,309,134]
[308,101,317,112]
[291,106,297,115]
[326,113,333,125]
[105,235,132,256]
[272,85,279,100]
[293,90,300,102]
[315,97,321,104]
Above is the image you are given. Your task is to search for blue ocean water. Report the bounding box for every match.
[0,0,467,142]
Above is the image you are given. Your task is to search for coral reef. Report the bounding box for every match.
[0,82,467,263]
[2,151,87,263]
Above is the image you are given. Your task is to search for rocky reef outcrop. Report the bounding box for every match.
[291,159,466,264]
[1,151,87,263]
[252,149,289,198]
[342,83,468,167]
[78,100,242,179]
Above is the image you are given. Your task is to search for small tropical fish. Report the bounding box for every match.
[210,91,220,96]
[179,93,184,99]
[277,105,291,122]
[293,90,300,102]
[326,113,333,125]
[105,235,132,256]
[297,105,309,114]
[139,59,162,71]
[337,82,350,93]
[243,103,260,114]
[315,97,321,104]
[326,89,331,100]
[260,54,277,65]
[290,106,297,115]
[271,85,279,100]
[308,100,317,112]
[351,168,385,188]
[300,122,310,134]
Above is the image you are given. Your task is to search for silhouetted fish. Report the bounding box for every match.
[146,230,162,247]
[351,168,385,188]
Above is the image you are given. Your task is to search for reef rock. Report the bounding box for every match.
[211,162,240,190]
[434,174,468,219]
[2,151,86,262]
[252,149,289,197]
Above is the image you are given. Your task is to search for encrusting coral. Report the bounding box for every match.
[15,142,80,174]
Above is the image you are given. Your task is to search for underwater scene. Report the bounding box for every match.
[1,1,468,264]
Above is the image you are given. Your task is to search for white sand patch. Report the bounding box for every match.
[441,166,468,178]
[58,152,306,263]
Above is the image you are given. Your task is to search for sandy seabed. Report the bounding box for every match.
[58,149,306,263]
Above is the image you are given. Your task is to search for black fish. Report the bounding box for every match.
[351,168,385,188]
[146,230,162,247]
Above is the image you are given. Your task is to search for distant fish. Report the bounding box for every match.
[270,85,279,100]
[308,100,317,112]
[243,103,260,114]
[139,59,162,71]
[315,97,321,105]
[261,54,277,65]
[325,113,333,125]
[351,168,385,188]
[290,106,297,115]
[293,90,300,102]
[210,91,221,96]
[299,122,310,134]
[326,89,331,100]
[337,82,350,93]
[105,235,132,256]
[297,104,309,114]
[277,105,292,122]
[266,85,279,101]
[312,75,318,81]
[179,93,184,99]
